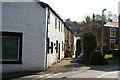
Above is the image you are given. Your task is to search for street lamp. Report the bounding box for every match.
[101,9,106,56]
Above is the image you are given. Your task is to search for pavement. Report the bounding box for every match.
[2,58,78,79]
[2,58,120,80]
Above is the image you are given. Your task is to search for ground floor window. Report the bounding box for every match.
[56,40,58,53]
[1,32,23,64]
[51,42,53,53]
[110,39,115,50]
[47,37,50,53]
[62,41,64,51]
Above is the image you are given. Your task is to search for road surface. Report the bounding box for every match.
[2,58,120,80]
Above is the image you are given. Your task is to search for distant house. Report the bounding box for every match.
[65,19,82,58]
[64,25,74,57]
[65,19,84,35]
[72,35,81,58]
[104,22,119,53]
[1,2,65,73]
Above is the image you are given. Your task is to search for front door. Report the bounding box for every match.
[58,43,60,60]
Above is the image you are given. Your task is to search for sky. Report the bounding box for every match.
[40,0,120,22]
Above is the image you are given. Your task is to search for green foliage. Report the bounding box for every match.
[82,32,97,57]
[104,54,113,59]
[89,50,108,65]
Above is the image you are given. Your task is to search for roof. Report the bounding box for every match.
[39,2,64,24]
[39,2,74,34]
[104,22,119,28]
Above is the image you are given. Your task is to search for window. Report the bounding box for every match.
[110,28,116,37]
[59,21,60,31]
[61,23,62,32]
[48,10,50,24]
[1,32,23,64]
[51,42,53,53]
[55,18,57,29]
[56,40,58,53]
[47,37,50,54]
[110,39,115,50]
[62,41,64,51]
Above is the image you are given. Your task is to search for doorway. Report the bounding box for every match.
[58,43,60,60]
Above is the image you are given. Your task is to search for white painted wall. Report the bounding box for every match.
[46,9,64,67]
[2,2,46,73]
[2,2,65,73]
[72,36,80,58]
[0,2,2,77]
[2,0,38,2]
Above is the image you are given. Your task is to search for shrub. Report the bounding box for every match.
[82,32,97,58]
[89,50,108,65]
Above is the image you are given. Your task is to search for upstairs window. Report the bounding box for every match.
[48,10,50,24]
[59,21,60,31]
[55,18,57,29]
[110,28,116,37]
[61,23,62,32]
[1,32,23,64]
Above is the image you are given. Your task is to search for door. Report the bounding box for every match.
[58,43,60,60]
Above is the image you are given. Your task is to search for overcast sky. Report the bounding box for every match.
[41,0,120,22]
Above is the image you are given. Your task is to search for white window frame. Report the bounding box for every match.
[110,28,116,37]
[110,39,115,50]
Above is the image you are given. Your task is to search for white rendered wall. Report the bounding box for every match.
[72,36,80,58]
[2,2,46,73]
[46,9,64,67]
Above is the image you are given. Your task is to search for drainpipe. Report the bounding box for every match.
[45,8,49,68]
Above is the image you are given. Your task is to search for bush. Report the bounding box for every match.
[79,32,108,65]
[82,32,97,58]
[89,50,108,65]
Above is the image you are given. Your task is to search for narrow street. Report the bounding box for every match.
[3,58,119,80]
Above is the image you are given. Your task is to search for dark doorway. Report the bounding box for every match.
[75,39,82,58]
[58,43,60,60]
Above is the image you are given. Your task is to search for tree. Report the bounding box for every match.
[83,11,118,47]
[105,11,118,22]
[82,32,97,58]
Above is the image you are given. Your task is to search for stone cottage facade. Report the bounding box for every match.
[64,25,74,57]
[104,22,119,53]
[1,2,64,73]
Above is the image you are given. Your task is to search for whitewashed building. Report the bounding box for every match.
[72,35,80,58]
[1,2,64,73]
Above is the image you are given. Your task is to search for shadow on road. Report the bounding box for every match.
[88,58,119,72]
[64,58,119,72]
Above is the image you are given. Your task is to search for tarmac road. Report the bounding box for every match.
[2,58,120,80]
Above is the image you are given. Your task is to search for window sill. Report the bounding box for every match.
[1,61,22,64]
[110,36,116,37]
